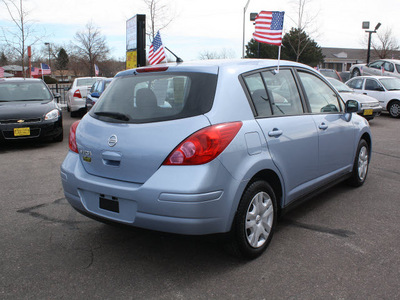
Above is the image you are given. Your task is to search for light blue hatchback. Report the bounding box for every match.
[61,59,372,258]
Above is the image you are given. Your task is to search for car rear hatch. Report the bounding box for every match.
[76,67,218,184]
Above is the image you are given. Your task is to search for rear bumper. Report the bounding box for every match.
[70,97,86,111]
[61,151,245,235]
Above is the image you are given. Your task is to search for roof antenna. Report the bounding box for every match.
[165,47,183,63]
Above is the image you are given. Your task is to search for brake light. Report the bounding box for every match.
[136,66,168,73]
[69,121,80,153]
[163,122,242,165]
[73,89,82,98]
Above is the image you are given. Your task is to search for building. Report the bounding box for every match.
[321,47,400,72]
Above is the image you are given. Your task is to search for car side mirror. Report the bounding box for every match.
[53,92,61,99]
[376,86,384,91]
[345,100,358,113]
[91,92,100,98]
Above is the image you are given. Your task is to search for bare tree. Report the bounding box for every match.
[143,0,174,41]
[373,27,400,59]
[285,0,320,62]
[73,22,110,76]
[1,0,41,77]
[198,48,235,60]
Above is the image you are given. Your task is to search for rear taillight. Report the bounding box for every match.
[73,89,82,98]
[163,122,242,165]
[69,121,80,153]
[136,66,168,73]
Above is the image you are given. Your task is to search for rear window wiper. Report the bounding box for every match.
[94,111,130,121]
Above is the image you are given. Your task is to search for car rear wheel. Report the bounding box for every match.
[352,68,361,77]
[230,180,277,259]
[347,139,369,187]
[388,101,400,118]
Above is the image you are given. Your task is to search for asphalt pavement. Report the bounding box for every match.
[0,111,399,299]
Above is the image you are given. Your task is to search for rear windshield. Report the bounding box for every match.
[77,78,98,86]
[0,82,52,101]
[90,72,217,123]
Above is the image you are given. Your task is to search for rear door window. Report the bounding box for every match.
[91,72,217,123]
[243,69,304,117]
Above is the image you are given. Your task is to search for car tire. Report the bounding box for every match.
[229,180,277,259]
[388,100,400,118]
[347,139,369,187]
[352,68,361,77]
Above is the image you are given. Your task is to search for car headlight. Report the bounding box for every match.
[45,109,60,120]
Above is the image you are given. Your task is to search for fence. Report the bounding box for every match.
[48,83,71,108]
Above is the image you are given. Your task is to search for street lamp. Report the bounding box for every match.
[44,42,51,67]
[364,22,381,64]
[242,0,251,58]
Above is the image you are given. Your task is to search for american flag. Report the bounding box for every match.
[0,67,4,78]
[253,11,285,46]
[31,67,40,76]
[148,31,166,65]
[40,63,51,75]
[94,64,99,76]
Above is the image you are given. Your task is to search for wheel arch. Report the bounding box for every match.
[246,169,284,212]
[360,132,372,161]
[387,98,400,109]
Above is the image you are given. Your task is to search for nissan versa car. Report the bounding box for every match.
[0,78,63,142]
[61,60,372,258]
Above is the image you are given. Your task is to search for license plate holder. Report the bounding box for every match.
[363,109,373,116]
[14,127,30,136]
[99,196,119,213]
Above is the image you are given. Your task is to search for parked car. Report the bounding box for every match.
[86,78,113,111]
[66,77,105,117]
[61,60,371,259]
[0,78,63,142]
[349,59,400,79]
[346,75,400,118]
[318,68,342,81]
[327,77,382,120]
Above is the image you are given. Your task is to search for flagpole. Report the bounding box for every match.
[276,46,281,73]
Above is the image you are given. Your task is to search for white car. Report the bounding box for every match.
[349,59,400,79]
[66,77,105,117]
[346,76,400,118]
[327,77,382,120]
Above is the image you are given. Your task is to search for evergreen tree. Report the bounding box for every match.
[55,48,69,70]
[245,39,280,59]
[281,28,324,67]
[0,51,8,65]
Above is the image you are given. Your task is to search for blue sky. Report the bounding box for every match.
[1,0,400,62]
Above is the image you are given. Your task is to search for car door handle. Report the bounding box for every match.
[319,123,328,130]
[363,93,367,95]
[268,128,283,137]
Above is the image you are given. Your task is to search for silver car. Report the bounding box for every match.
[61,60,372,258]
[327,77,382,120]
[349,59,400,79]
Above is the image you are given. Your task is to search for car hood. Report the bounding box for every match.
[0,100,57,120]
[339,92,379,104]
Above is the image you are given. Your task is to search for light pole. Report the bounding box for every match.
[364,22,381,64]
[44,42,51,67]
[242,0,251,58]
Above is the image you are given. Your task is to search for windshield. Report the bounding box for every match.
[380,77,400,91]
[0,82,52,101]
[91,72,217,123]
[77,78,98,87]
[328,78,353,92]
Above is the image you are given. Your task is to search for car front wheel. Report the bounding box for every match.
[347,139,369,187]
[388,100,400,118]
[230,180,277,259]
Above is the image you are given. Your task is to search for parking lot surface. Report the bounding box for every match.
[1,112,399,299]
